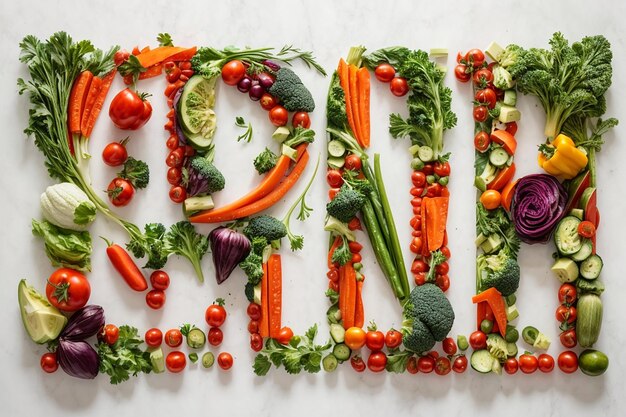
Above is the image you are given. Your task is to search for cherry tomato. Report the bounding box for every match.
[165,329,183,348]
[454,64,470,82]
[556,305,577,324]
[411,171,427,187]
[411,260,428,274]
[344,154,362,171]
[150,270,170,291]
[473,105,489,122]
[538,353,555,373]
[165,135,180,151]
[169,185,186,203]
[577,220,596,238]
[558,351,578,374]
[433,162,450,178]
[269,105,289,127]
[367,351,387,372]
[144,328,163,348]
[442,337,457,355]
[435,274,450,292]
[504,358,519,374]
[365,329,385,351]
[45,268,90,312]
[409,237,423,254]
[259,93,278,111]
[348,217,362,231]
[166,147,185,168]
[40,352,58,373]
[146,289,166,310]
[475,88,497,109]
[406,356,419,374]
[250,333,263,352]
[326,169,343,188]
[208,327,224,346]
[440,246,451,259]
[474,132,491,153]
[113,49,130,66]
[292,112,311,128]
[184,145,195,157]
[426,182,442,197]
[205,302,227,327]
[435,261,449,275]
[221,60,246,86]
[277,326,294,345]
[167,167,182,185]
[560,329,577,348]
[505,121,518,136]
[99,324,119,345]
[345,327,366,350]
[466,49,485,68]
[350,355,366,372]
[417,356,435,373]
[102,140,129,167]
[519,353,538,374]
[217,352,234,370]
[452,355,468,373]
[109,88,152,130]
[383,329,402,349]
[248,320,259,334]
[107,177,135,207]
[414,272,427,286]
[166,66,181,83]
[247,303,262,321]
[166,351,186,373]
[390,77,409,96]
[434,356,451,375]
[469,331,487,350]
[374,63,396,83]
[480,189,502,210]
[558,283,577,305]
[472,68,494,86]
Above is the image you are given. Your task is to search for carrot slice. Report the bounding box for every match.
[338,59,358,144]
[136,46,190,68]
[348,65,362,145]
[472,287,507,337]
[487,163,516,191]
[343,264,356,329]
[354,279,364,328]
[79,76,102,136]
[356,67,370,148]
[189,144,307,223]
[426,197,449,252]
[338,265,345,321]
[267,254,282,338]
[138,63,163,80]
[68,71,93,134]
[500,179,519,212]
[476,302,487,330]
[260,262,269,338]
[167,46,197,63]
[328,236,342,269]
[82,70,116,138]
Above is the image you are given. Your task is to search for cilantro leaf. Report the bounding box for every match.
[157,33,173,47]
[96,325,152,384]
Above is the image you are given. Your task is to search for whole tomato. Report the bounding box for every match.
[350,355,366,372]
[367,351,387,372]
[217,352,234,370]
[98,324,119,345]
[374,63,396,83]
[365,329,385,351]
[390,77,409,96]
[345,327,367,350]
[208,327,224,346]
[40,352,58,373]
[45,268,91,312]
[107,177,135,207]
[109,88,152,130]
[385,329,403,349]
[205,299,227,327]
[558,351,578,374]
[250,333,263,352]
[166,351,186,373]
[145,328,163,348]
[145,289,166,310]
[276,326,294,345]
[221,60,246,86]
[519,353,538,374]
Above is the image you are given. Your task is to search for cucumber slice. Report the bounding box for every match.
[179,75,217,138]
[329,323,345,343]
[150,347,165,373]
[554,216,583,255]
[327,140,346,158]
[506,342,518,358]
[186,131,213,150]
[186,328,206,349]
[571,239,593,262]
[551,258,579,283]
[489,147,509,167]
[503,90,517,107]
[408,144,421,156]
[429,48,449,58]
[272,126,291,143]
[332,343,351,361]
[570,208,584,220]
[417,146,434,162]
[322,353,338,372]
[470,349,494,373]
[327,156,345,169]
[184,195,215,215]
[580,255,603,280]
[202,352,215,368]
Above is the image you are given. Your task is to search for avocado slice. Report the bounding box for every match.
[18,279,67,344]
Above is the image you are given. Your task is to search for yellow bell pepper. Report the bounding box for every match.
[537,134,588,179]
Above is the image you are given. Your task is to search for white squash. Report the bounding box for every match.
[40,183,96,231]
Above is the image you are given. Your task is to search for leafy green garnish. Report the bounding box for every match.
[235,116,253,143]
[165,221,209,283]
[32,219,92,272]
[73,201,96,226]
[97,325,152,385]
[157,33,173,47]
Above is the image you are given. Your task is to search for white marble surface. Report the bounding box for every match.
[1,0,625,415]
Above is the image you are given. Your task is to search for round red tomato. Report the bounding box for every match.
[556,305,577,324]
[218,352,233,370]
[45,268,90,312]
[292,112,311,128]
[505,121,518,136]
[433,161,451,177]
[466,49,485,68]
[166,147,185,168]
[259,93,278,111]
[475,88,497,109]
[165,329,183,348]
[519,353,538,374]
[40,352,58,373]
[150,270,170,291]
[417,356,435,373]
[435,274,450,292]
[221,60,246,86]
[374,63,396,82]
[269,105,288,126]
[248,320,259,334]
[434,356,451,375]
[107,177,135,207]
[350,355,366,372]
[208,327,224,346]
[560,329,577,348]
[538,353,555,373]
[473,105,489,122]
[326,169,343,188]
[146,290,166,310]
[250,333,263,352]
[577,220,596,238]
[165,135,179,151]
[474,131,491,152]
[247,303,262,321]
[109,88,152,130]
[169,186,187,203]
[504,358,519,374]
[365,329,385,351]
[166,167,182,185]
[367,351,387,372]
[166,351,186,373]
[344,154,362,171]
[442,337,457,355]
[469,331,487,350]
[98,324,119,345]
[454,64,470,83]
[144,328,163,347]
[205,301,227,327]
[558,351,578,373]
[472,69,494,86]
[406,356,419,374]
[102,141,128,166]
[452,355,468,373]
[558,283,577,305]
[277,326,294,345]
[113,49,130,66]
[411,171,426,187]
[385,329,402,349]
[390,77,409,96]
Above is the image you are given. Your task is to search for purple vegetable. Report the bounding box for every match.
[60,305,105,341]
[209,227,251,284]
[237,76,252,93]
[255,72,275,90]
[511,174,567,243]
[249,84,264,101]
[57,339,99,379]
[262,60,281,72]
[172,89,187,146]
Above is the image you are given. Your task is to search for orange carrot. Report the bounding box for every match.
[476,301,487,330]
[136,46,190,69]
[82,70,116,138]
[354,279,364,328]
[328,236,342,269]
[189,144,308,223]
[338,59,358,143]
[472,287,507,337]
[260,262,269,338]
[338,265,345,318]
[140,45,151,54]
[356,67,370,148]
[167,46,197,62]
[426,197,449,251]
[348,65,362,145]
[343,264,356,329]
[138,63,163,80]
[267,254,282,338]
[421,199,429,257]
[68,71,93,134]
[79,76,102,136]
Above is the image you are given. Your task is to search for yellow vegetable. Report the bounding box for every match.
[537,133,588,179]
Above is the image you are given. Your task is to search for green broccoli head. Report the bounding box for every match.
[253,147,278,175]
[326,71,347,129]
[325,186,366,223]
[239,251,264,284]
[268,68,315,112]
[243,215,287,242]
[186,156,225,196]
[119,156,150,189]
[401,283,455,353]
[481,251,520,296]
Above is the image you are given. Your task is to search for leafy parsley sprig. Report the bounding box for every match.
[96,325,152,384]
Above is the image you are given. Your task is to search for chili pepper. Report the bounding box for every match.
[100,237,148,291]
[538,134,588,179]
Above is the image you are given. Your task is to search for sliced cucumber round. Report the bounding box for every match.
[580,254,603,280]
[489,147,509,167]
[554,216,583,255]
[570,239,593,262]
[470,349,494,373]
[178,75,217,139]
[327,140,346,158]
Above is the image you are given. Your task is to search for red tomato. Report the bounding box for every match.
[558,351,578,373]
[107,177,135,207]
[102,141,128,166]
[344,154,362,171]
[208,327,224,346]
[473,105,489,122]
[440,246,451,259]
[577,220,596,238]
[505,121,518,136]
[144,328,163,348]
[277,326,294,345]
[150,270,170,291]
[412,171,427,187]
[45,268,91,312]
[367,351,387,372]
[475,88,497,109]
[109,88,152,130]
[454,64,471,82]
[146,289,166,310]
[326,169,343,188]
[365,329,385,351]
[169,186,186,203]
[217,352,234,370]
[442,337,457,355]
[250,333,263,352]
[385,329,403,349]
[411,260,429,274]
[40,352,58,373]
[414,272,427,286]
[269,105,288,126]
[259,93,278,111]
[558,284,577,305]
[247,303,262,321]
[113,49,130,66]
[538,353,555,373]
[248,320,259,334]
[166,351,186,373]
[452,355,468,373]
[435,261,449,275]
[426,182,442,197]
[221,60,246,86]
[417,356,435,373]
[165,135,179,150]
[292,112,311,128]
[205,301,227,327]
[167,167,182,185]
[165,329,183,348]
[433,162,451,177]
[406,356,419,374]
[504,358,519,374]
[166,147,185,168]
[374,63,396,82]
[98,324,119,345]
[519,353,538,374]
[469,331,487,350]
[560,329,577,348]
[466,49,485,68]
[350,355,366,372]
[556,305,577,324]
[472,69,494,86]
[434,357,451,375]
[435,274,450,292]
[390,77,409,96]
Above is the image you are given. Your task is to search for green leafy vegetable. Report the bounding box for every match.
[164,221,209,283]
[73,201,96,226]
[157,33,173,47]
[32,219,92,271]
[235,116,253,143]
[253,147,278,175]
[268,68,315,112]
[97,325,152,384]
[118,156,149,190]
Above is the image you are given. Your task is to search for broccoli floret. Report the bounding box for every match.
[492,64,514,90]
[268,68,315,112]
[243,215,287,242]
[486,334,508,361]
[253,147,278,175]
[164,221,209,283]
[119,156,150,189]
[244,282,256,302]
[326,71,347,129]
[478,251,520,296]
[185,156,225,197]
[324,216,355,241]
[239,251,264,284]
[326,186,366,223]
[401,283,455,353]
[283,127,315,149]
[125,223,169,270]
[499,44,526,76]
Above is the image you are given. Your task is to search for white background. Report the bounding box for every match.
[1,1,625,416]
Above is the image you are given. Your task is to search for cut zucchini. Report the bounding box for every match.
[570,239,593,262]
[272,126,291,143]
[417,146,434,162]
[322,353,338,372]
[506,342,518,358]
[178,75,217,138]
[580,255,603,280]
[202,352,215,368]
[150,348,165,373]
[489,147,509,167]
[332,343,351,361]
[570,208,584,220]
[429,48,449,58]
[503,90,517,107]
[184,195,214,214]
[329,323,345,343]
[186,328,206,349]
[327,156,345,169]
[282,144,298,161]
[551,258,579,283]
[408,144,421,156]
[554,216,583,255]
[470,349,495,373]
[327,140,346,158]
[498,105,521,123]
